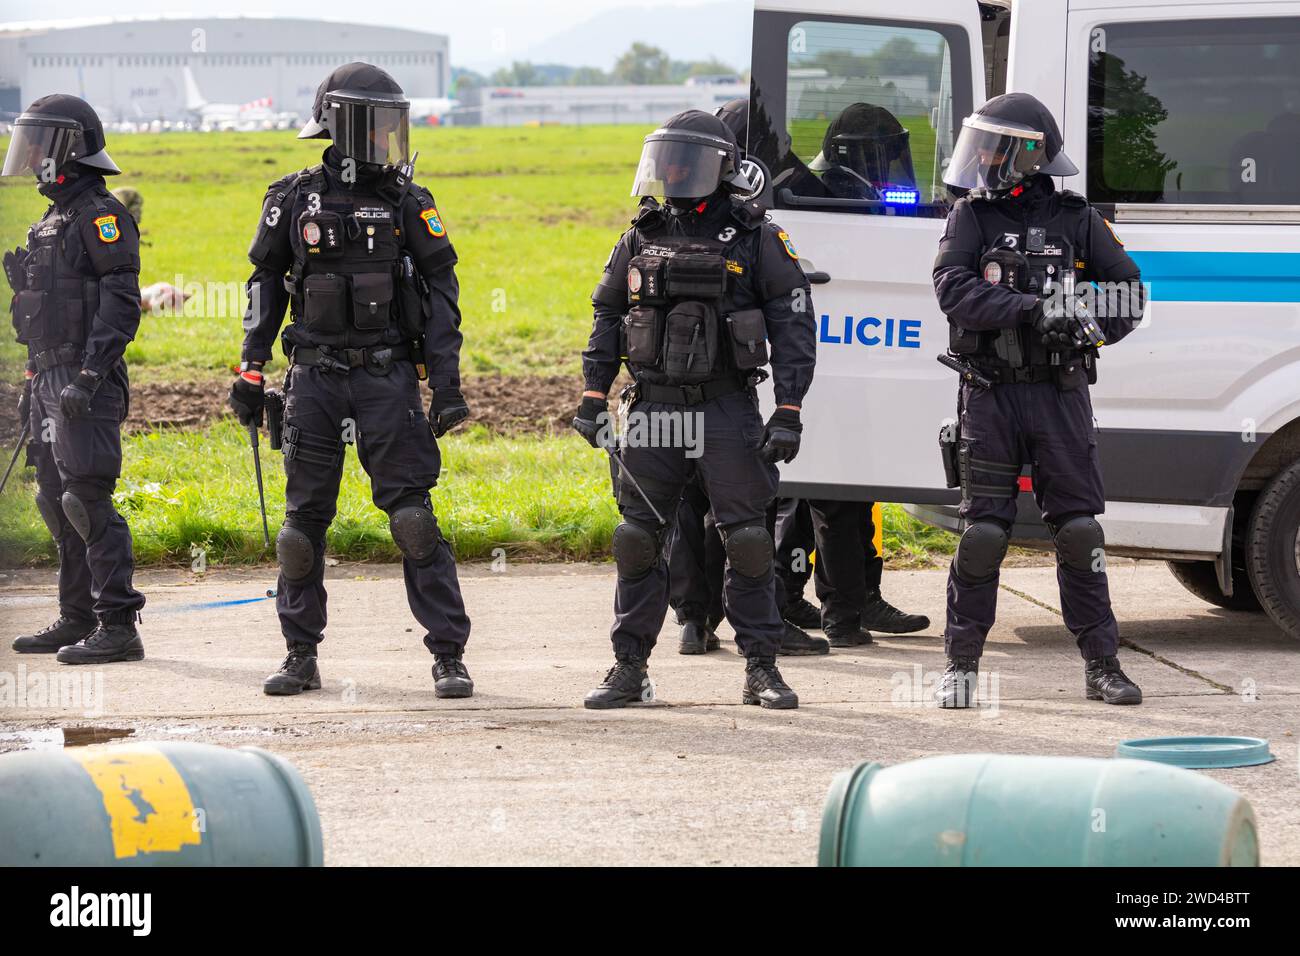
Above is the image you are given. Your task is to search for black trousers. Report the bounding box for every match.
[277,361,469,655]
[609,389,783,659]
[28,360,145,625]
[666,477,725,629]
[945,381,1117,660]
[775,497,883,632]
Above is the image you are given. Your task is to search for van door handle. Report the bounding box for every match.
[804,271,831,284]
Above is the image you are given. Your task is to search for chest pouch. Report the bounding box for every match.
[23,244,55,292]
[623,305,663,365]
[662,300,719,385]
[299,210,345,258]
[301,273,348,335]
[725,308,768,371]
[351,273,395,331]
[628,254,668,306]
[666,251,727,300]
[11,290,45,345]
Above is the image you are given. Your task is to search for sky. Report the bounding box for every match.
[0,0,741,72]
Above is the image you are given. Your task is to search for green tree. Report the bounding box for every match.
[613,43,672,85]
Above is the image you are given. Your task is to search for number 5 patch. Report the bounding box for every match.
[420,207,446,238]
[93,214,121,243]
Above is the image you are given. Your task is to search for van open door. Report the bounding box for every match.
[747,0,989,504]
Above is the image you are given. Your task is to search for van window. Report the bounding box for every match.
[1088,18,1300,205]
[749,12,973,218]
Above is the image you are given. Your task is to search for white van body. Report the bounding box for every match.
[749,0,1300,638]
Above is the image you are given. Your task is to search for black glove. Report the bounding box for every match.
[759,407,803,464]
[1033,306,1075,352]
[59,369,102,419]
[17,377,31,428]
[571,395,609,449]
[430,386,470,438]
[227,369,265,427]
[3,248,26,294]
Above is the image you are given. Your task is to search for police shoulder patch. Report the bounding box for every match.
[777,230,798,261]
[420,207,446,238]
[1101,216,1124,247]
[93,214,121,244]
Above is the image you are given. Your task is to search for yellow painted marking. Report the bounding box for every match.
[71,744,202,859]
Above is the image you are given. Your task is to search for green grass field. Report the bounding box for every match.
[0,125,956,569]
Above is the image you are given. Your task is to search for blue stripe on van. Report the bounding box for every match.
[1127,251,1300,303]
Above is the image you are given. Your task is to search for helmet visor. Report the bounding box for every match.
[631,133,729,200]
[943,117,1045,191]
[2,117,82,178]
[326,99,410,166]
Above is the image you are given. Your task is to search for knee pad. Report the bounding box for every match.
[724,523,774,579]
[35,493,64,538]
[1054,515,1105,573]
[612,522,659,579]
[954,521,1009,584]
[389,504,439,565]
[59,490,92,542]
[276,525,317,582]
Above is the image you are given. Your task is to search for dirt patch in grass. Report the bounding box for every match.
[0,373,588,444]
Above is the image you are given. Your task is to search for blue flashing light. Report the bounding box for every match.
[882,187,920,205]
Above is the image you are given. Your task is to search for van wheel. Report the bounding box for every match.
[1166,560,1262,612]
[1245,459,1300,642]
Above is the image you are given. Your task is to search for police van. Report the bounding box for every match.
[746,0,1300,640]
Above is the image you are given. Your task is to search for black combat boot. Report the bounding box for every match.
[13,616,96,654]
[677,622,720,655]
[584,657,651,709]
[825,625,874,648]
[782,596,822,630]
[743,657,798,709]
[778,621,830,656]
[860,591,930,635]
[433,653,474,699]
[263,643,321,696]
[56,623,144,664]
[1085,655,1143,705]
[936,656,980,709]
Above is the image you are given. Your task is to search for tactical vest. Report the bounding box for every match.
[948,192,1097,386]
[623,202,770,387]
[280,165,423,353]
[11,188,106,356]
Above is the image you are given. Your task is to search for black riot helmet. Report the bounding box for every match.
[810,102,916,189]
[713,97,771,204]
[631,109,753,207]
[944,92,1078,194]
[2,94,120,180]
[298,61,410,167]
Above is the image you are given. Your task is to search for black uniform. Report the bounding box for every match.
[666,477,725,630]
[584,195,816,660]
[15,173,146,627]
[934,175,1143,660]
[241,147,469,655]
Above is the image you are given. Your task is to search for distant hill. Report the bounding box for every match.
[481,1,753,74]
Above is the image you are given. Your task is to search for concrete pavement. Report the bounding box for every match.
[1,560,1297,866]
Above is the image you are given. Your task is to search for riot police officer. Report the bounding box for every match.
[575,109,817,709]
[227,63,473,699]
[933,93,1145,707]
[4,94,147,663]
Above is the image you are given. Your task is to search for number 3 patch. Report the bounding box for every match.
[420,207,446,238]
[93,215,121,243]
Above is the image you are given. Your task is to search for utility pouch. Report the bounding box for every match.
[299,210,345,258]
[264,388,285,451]
[623,305,663,365]
[662,301,719,385]
[627,254,668,306]
[351,272,394,331]
[11,290,44,344]
[726,308,768,370]
[940,425,960,489]
[666,252,727,300]
[1053,360,1089,392]
[301,273,348,335]
[396,255,430,339]
[948,322,983,356]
